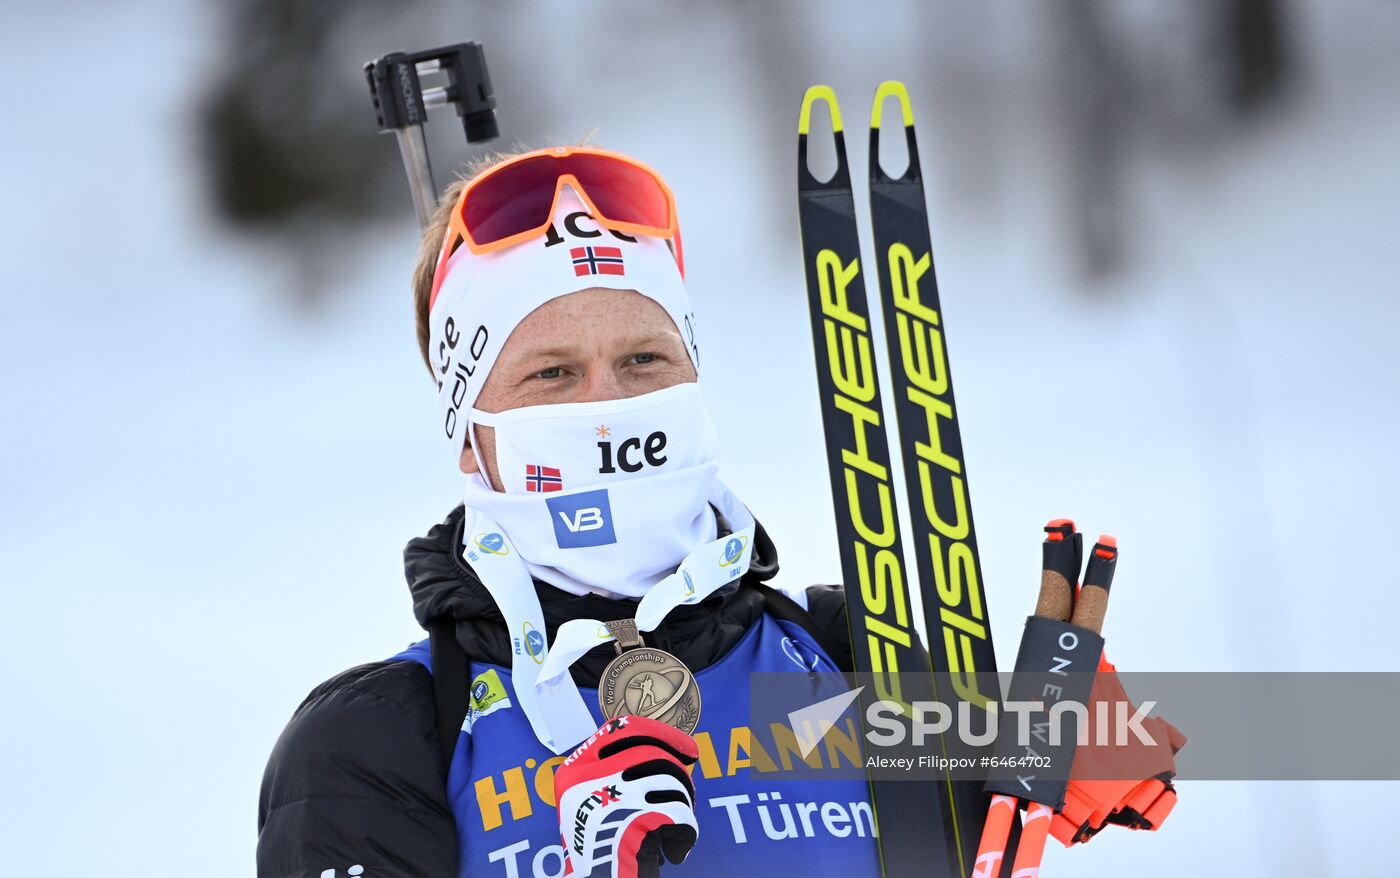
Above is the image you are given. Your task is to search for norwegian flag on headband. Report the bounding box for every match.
[525,464,564,493]
[570,246,625,277]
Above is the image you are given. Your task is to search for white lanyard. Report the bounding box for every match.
[461,480,755,754]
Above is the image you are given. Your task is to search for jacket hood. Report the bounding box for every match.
[402,505,781,685]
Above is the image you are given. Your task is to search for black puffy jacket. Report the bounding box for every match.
[255,506,851,878]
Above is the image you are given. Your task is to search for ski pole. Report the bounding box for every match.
[972,520,1082,876]
[1007,802,1053,878]
[1004,533,1118,878]
[364,43,499,229]
[1070,535,1117,635]
[971,793,1019,878]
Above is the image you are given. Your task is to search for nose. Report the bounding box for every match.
[575,364,628,403]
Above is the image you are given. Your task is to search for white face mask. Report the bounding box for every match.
[462,383,722,597]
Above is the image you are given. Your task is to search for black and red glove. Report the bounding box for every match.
[1050,654,1186,845]
[554,715,699,878]
[975,520,1187,878]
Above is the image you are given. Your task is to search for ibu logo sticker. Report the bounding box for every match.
[466,669,513,730]
[475,532,508,555]
[546,488,618,549]
[718,535,748,568]
[466,531,509,563]
[522,622,546,663]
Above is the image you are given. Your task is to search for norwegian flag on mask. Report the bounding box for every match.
[570,246,625,277]
[525,464,564,493]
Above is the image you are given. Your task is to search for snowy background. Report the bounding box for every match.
[1,1,1396,875]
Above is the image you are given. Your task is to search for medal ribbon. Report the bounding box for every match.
[461,480,755,754]
[459,509,596,753]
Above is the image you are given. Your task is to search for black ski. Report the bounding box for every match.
[798,84,974,878]
[866,81,1001,876]
[797,82,1003,877]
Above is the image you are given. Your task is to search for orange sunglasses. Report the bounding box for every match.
[430,146,684,304]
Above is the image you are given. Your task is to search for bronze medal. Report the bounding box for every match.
[597,619,701,734]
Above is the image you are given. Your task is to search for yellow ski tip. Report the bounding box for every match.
[799,85,843,136]
[871,80,915,129]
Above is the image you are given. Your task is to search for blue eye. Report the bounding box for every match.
[535,367,563,379]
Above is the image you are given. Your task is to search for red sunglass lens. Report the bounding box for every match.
[561,154,672,230]
[460,156,561,245]
[459,152,674,250]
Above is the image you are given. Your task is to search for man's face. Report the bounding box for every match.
[460,287,697,490]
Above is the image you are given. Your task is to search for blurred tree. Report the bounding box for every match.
[197,0,1298,304]
[1059,0,1131,280]
[1048,0,1295,282]
[199,0,583,307]
[200,0,405,229]
[1225,0,1295,114]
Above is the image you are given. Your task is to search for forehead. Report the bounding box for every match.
[501,288,682,356]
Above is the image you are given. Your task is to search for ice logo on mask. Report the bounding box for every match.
[682,569,696,599]
[546,489,618,549]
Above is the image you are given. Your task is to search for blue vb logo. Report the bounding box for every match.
[546,489,618,549]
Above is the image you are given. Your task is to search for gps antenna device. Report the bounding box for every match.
[364,43,499,229]
[363,44,497,763]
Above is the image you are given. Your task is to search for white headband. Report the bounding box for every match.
[427,188,699,460]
